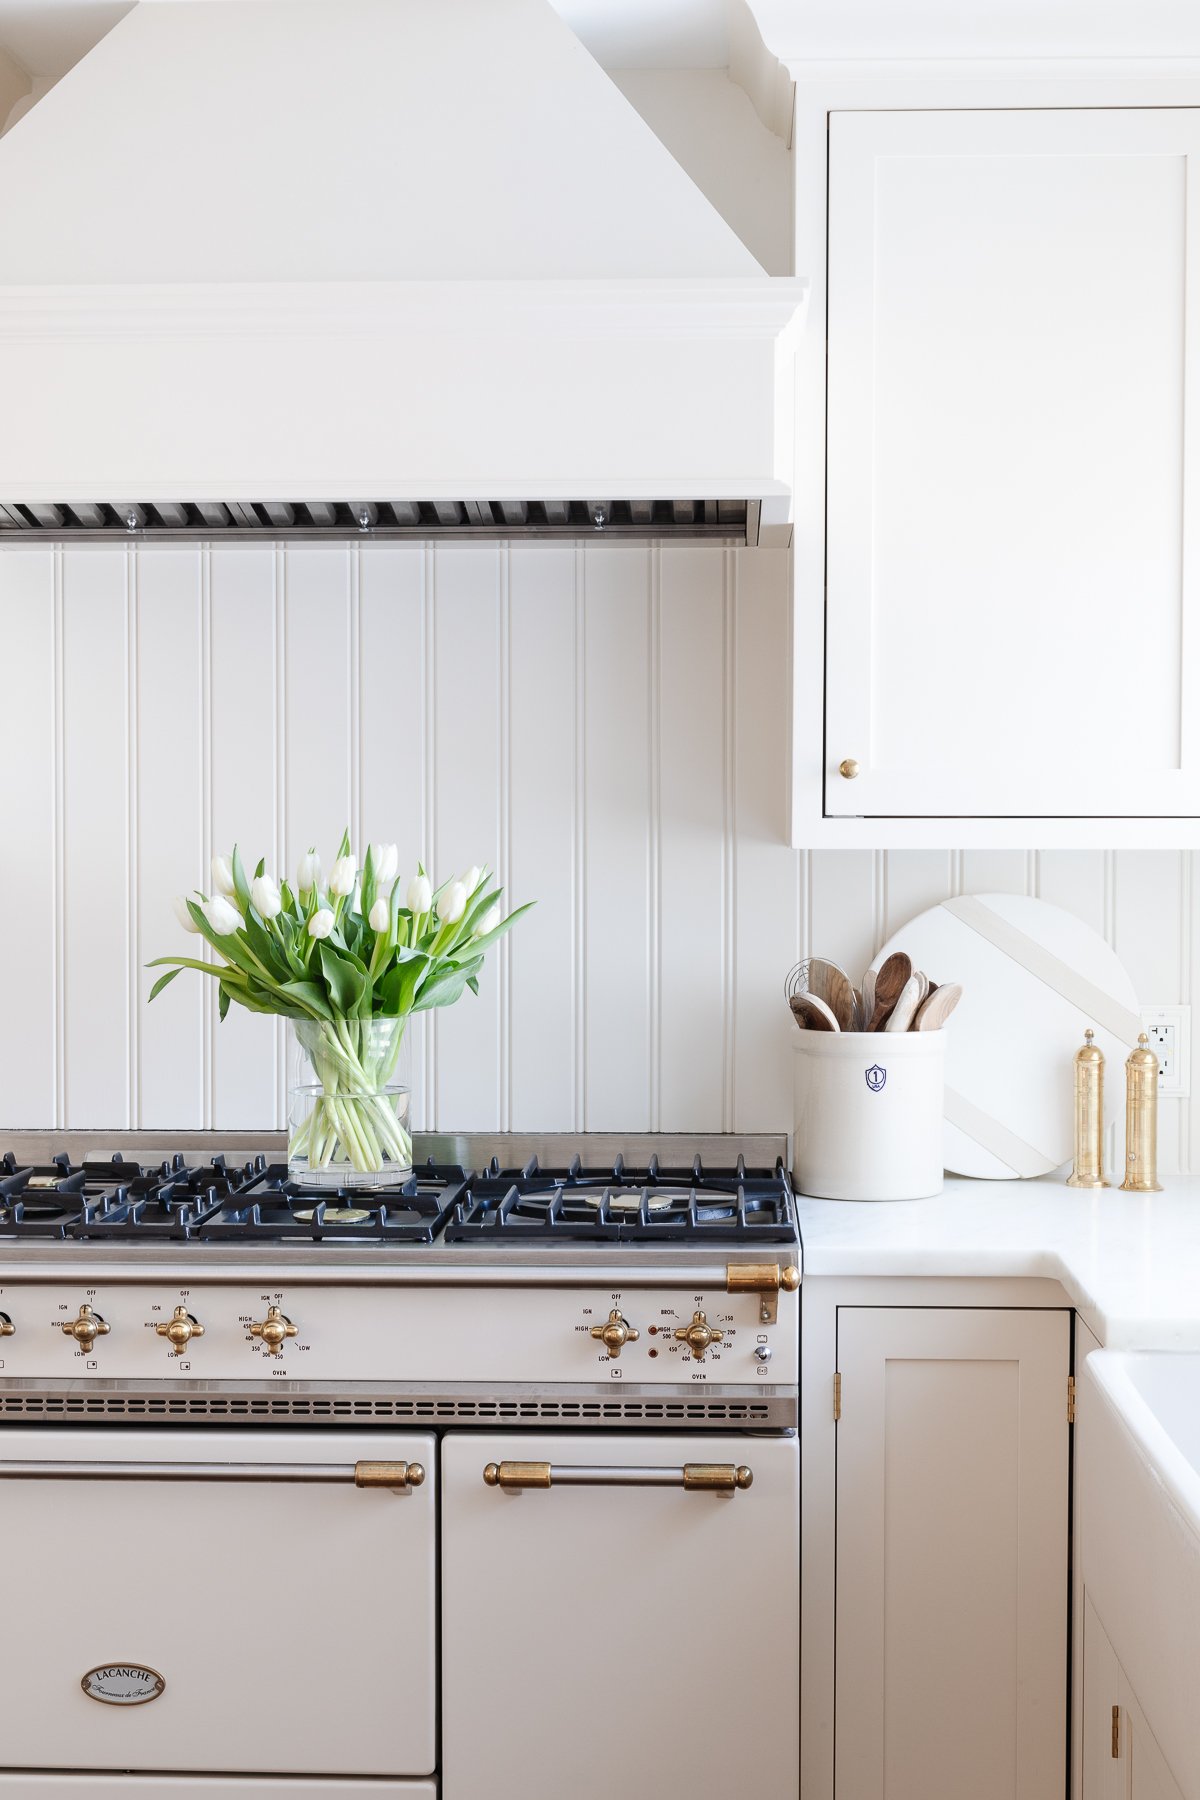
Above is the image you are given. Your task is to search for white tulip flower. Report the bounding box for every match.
[329,854,358,897]
[211,854,236,897]
[441,881,467,925]
[173,894,201,934]
[369,897,390,932]
[474,903,501,938]
[308,909,336,940]
[202,894,241,936]
[461,865,482,895]
[371,842,399,883]
[296,849,322,894]
[251,874,282,920]
[407,873,432,914]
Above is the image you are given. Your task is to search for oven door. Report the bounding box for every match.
[0,1428,435,1778]
[441,1431,799,1799]
[0,1784,435,1797]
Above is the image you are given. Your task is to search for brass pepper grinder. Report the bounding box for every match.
[1067,1030,1108,1189]
[1119,1033,1163,1193]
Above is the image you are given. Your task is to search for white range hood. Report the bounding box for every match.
[0,0,805,543]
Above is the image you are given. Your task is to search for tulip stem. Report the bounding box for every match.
[289,1018,412,1181]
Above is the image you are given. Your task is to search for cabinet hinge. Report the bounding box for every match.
[833,1371,842,1421]
[1112,1704,1120,1759]
[1067,1375,1076,1425]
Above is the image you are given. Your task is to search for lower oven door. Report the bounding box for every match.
[441,1430,799,1800]
[0,1783,435,1798]
[0,1427,436,1778]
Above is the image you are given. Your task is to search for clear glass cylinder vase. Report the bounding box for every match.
[287,1017,412,1189]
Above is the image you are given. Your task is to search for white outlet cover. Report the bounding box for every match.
[1142,1005,1191,1099]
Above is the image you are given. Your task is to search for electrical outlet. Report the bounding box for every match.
[1141,1006,1191,1099]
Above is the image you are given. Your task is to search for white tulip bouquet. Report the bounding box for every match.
[149,832,531,1182]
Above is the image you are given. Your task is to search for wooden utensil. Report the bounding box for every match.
[789,993,840,1032]
[860,967,876,1032]
[824,965,858,1031]
[913,982,962,1031]
[866,951,911,1031]
[884,972,924,1033]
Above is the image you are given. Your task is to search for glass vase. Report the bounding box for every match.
[288,1017,412,1188]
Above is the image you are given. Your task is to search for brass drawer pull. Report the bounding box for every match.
[483,1461,752,1494]
[0,1459,423,1490]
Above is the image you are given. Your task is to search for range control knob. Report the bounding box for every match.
[62,1303,109,1353]
[155,1305,205,1355]
[0,1312,14,1337]
[590,1308,639,1359]
[249,1305,297,1356]
[675,1310,724,1361]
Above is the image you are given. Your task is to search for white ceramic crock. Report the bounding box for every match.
[792,1030,946,1201]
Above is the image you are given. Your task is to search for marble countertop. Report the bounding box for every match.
[796,1174,1200,1350]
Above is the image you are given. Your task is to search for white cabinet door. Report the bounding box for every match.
[1082,1593,1187,1800]
[441,1432,799,1800]
[835,1307,1070,1800]
[825,108,1200,820]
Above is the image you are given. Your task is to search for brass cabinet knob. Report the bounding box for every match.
[674,1310,724,1361]
[590,1308,639,1359]
[62,1303,109,1353]
[249,1305,297,1356]
[155,1305,205,1355]
[0,1312,14,1337]
[838,758,860,780]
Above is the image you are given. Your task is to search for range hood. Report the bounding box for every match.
[0,0,806,545]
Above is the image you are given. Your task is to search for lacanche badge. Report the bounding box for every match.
[81,1664,165,1706]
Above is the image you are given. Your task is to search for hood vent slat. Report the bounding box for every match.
[0,499,751,543]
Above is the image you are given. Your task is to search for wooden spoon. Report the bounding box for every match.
[824,965,858,1031]
[914,982,962,1031]
[860,967,876,1032]
[790,993,840,1032]
[866,951,911,1031]
[884,972,924,1033]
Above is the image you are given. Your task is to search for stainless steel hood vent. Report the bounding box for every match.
[0,497,756,544]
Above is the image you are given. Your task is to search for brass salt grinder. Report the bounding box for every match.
[1120,1032,1163,1193]
[1067,1030,1108,1189]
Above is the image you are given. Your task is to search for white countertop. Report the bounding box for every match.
[796,1173,1200,1350]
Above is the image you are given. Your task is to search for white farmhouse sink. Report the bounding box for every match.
[1082,1352,1200,1800]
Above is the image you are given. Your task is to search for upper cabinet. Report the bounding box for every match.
[791,87,1200,845]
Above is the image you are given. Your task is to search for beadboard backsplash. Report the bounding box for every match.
[1,540,1195,1169]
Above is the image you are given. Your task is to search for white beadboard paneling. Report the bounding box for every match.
[209,545,279,1130]
[7,534,1200,1170]
[136,549,204,1127]
[359,544,430,1129]
[61,548,130,1126]
[583,545,654,1131]
[732,547,799,1134]
[431,544,504,1131]
[659,545,727,1130]
[0,551,57,1125]
[507,545,577,1131]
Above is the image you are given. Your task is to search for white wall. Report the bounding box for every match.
[0,540,1194,1168]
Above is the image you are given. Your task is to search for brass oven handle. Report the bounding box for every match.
[0,1459,424,1489]
[483,1461,752,1494]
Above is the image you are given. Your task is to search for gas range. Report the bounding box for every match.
[0,1141,801,1429]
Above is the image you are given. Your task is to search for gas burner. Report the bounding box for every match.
[445,1154,796,1243]
[193,1162,470,1243]
[0,1152,266,1239]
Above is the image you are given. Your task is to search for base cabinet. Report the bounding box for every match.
[834,1306,1070,1800]
[1083,1595,1186,1800]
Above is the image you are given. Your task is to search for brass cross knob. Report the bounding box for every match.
[0,1312,14,1337]
[675,1310,723,1361]
[62,1303,110,1353]
[590,1308,639,1359]
[155,1305,205,1355]
[250,1305,297,1356]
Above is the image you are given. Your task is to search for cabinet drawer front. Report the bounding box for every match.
[0,1428,436,1777]
[441,1431,799,1800]
[825,107,1200,819]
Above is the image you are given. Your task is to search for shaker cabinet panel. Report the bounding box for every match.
[834,1307,1070,1800]
[824,108,1200,819]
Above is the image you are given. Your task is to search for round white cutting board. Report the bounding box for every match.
[873,893,1142,1179]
